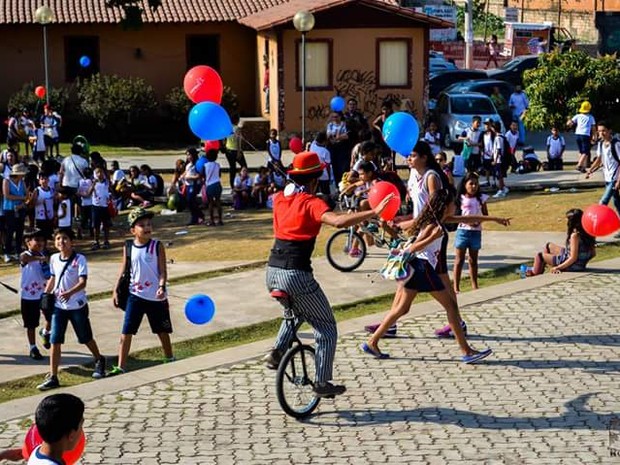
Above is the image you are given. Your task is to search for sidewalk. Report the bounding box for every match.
[0,230,608,384]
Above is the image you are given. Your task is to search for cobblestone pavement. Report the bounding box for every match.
[1,273,620,464]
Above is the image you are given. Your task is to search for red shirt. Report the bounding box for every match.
[273,192,330,241]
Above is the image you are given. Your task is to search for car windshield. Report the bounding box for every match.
[451,97,496,115]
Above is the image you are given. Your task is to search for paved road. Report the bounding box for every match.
[0,259,618,464]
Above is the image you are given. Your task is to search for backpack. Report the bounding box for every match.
[497,134,512,170]
[153,173,165,197]
[599,138,620,164]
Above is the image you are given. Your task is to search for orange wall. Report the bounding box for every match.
[506,0,620,12]
[0,22,258,115]
[279,27,427,137]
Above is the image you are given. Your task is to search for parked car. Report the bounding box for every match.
[428,70,488,100]
[433,91,506,149]
[441,79,514,126]
[486,55,540,86]
[429,51,458,72]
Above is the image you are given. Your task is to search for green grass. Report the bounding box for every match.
[1,241,618,404]
[58,143,185,158]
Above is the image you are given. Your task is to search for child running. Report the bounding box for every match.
[361,189,492,363]
[110,208,174,375]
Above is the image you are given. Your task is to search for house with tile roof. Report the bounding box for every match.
[0,0,451,139]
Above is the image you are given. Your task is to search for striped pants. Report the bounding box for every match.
[266,266,338,384]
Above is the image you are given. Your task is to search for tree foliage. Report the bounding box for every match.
[523,51,620,130]
[105,0,161,29]
[164,86,240,123]
[7,83,70,115]
[456,0,505,38]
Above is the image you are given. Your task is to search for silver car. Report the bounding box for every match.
[433,91,505,149]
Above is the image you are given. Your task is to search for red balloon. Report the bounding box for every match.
[22,424,85,464]
[289,137,303,154]
[582,204,620,237]
[203,140,220,152]
[368,181,401,221]
[183,66,223,104]
[34,86,46,99]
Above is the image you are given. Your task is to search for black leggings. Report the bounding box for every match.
[225,150,248,189]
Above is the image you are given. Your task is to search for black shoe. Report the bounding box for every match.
[263,348,283,370]
[93,356,106,379]
[37,374,59,391]
[313,382,346,398]
[29,347,43,360]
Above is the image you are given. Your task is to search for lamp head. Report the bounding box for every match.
[293,11,315,32]
[35,5,54,24]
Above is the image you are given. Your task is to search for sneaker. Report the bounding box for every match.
[11,254,19,261]
[492,190,506,199]
[263,348,283,370]
[349,248,362,258]
[313,382,346,398]
[107,365,126,377]
[3,254,10,263]
[37,374,60,391]
[39,328,51,350]
[364,323,397,338]
[462,348,493,364]
[435,320,468,339]
[502,186,510,194]
[360,342,390,359]
[90,242,100,251]
[102,241,111,250]
[92,357,106,379]
[29,347,43,361]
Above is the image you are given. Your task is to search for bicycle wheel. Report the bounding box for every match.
[276,345,320,419]
[325,229,367,272]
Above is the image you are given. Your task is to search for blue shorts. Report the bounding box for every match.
[576,134,591,156]
[91,205,110,230]
[122,294,173,335]
[403,257,445,293]
[50,305,93,344]
[206,182,222,200]
[455,229,482,251]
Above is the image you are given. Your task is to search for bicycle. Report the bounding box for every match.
[325,195,406,272]
[270,289,321,419]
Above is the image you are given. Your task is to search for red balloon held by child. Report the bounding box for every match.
[289,137,303,154]
[34,86,46,99]
[581,204,620,237]
[183,65,223,104]
[22,424,85,464]
[368,181,401,221]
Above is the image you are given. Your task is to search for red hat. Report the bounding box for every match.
[287,151,325,176]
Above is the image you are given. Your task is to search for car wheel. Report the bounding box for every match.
[443,129,452,149]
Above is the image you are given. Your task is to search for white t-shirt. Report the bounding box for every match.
[58,199,71,228]
[35,186,54,220]
[78,179,93,207]
[50,252,88,310]
[28,445,63,465]
[34,128,46,152]
[61,155,88,188]
[423,131,441,155]
[505,130,519,151]
[48,173,59,192]
[546,135,565,159]
[129,239,165,302]
[112,169,126,183]
[571,114,596,136]
[493,135,504,165]
[482,133,494,160]
[234,175,252,190]
[21,251,48,300]
[204,161,221,186]
[91,179,110,207]
[458,194,488,231]
[415,233,443,269]
[463,128,481,155]
[597,139,620,183]
[309,142,331,181]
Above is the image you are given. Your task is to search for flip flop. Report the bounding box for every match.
[360,342,390,359]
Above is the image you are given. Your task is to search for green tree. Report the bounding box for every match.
[456,0,505,38]
[523,51,620,130]
[105,0,161,29]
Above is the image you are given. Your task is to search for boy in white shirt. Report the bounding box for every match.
[481,118,496,187]
[309,131,332,196]
[546,126,566,171]
[423,122,442,155]
[586,121,620,224]
[505,121,520,173]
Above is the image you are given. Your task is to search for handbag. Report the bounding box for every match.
[41,252,76,316]
[115,240,133,311]
[461,143,472,162]
[379,247,414,282]
[107,199,118,218]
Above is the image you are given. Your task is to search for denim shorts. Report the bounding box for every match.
[576,134,591,155]
[122,293,173,335]
[50,305,93,344]
[455,228,482,250]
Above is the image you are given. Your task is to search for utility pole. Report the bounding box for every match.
[465,0,474,69]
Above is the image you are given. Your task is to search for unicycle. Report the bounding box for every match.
[270,289,321,419]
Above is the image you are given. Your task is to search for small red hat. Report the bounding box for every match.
[287,151,325,176]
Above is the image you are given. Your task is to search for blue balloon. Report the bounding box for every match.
[381,112,420,156]
[185,294,216,325]
[188,102,233,141]
[79,56,91,68]
[195,156,207,174]
[330,96,346,112]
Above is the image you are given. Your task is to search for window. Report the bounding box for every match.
[64,36,99,82]
[296,39,332,90]
[376,39,411,88]
[186,35,220,70]
[450,97,496,115]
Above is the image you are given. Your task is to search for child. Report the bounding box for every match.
[56,187,72,233]
[32,122,47,165]
[109,208,174,375]
[567,100,596,172]
[435,152,454,186]
[351,141,378,173]
[32,173,55,240]
[505,121,520,173]
[203,149,223,226]
[519,146,541,173]
[492,121,510,198]
[546,126,566,171]
[88,167,111,250]
[37,228,106,390]
[77,167,93,241]
[28,393,85,464]
[423,122,442,155]
[361,189,492,363]
[20,229,51,360]
[527,208,596,276]
[252,167,271,208]
[309,131,332,196]
[481,118,496,187]
[459,116,483,173]
[266,128,282,168]
[232,167,253,210]
[453,173,489,293]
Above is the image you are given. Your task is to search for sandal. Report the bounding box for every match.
[360,342,390,359]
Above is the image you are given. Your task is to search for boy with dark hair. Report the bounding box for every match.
[29,393,85,464]
[459,116,483,173]
[546,125,566,171]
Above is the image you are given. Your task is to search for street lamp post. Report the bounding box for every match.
[35,5,54,106]
[293,11,315,144]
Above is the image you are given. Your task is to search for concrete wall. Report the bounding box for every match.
[0,22,258,114]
